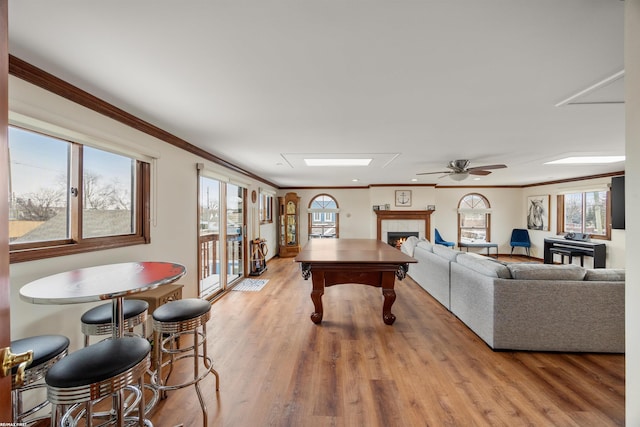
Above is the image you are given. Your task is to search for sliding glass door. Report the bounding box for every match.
[199,176,222,297]
[198,174,246,298]
[226,183,244,285]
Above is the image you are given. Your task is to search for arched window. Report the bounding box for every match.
[308,194,339,238]
[458,193,491,243]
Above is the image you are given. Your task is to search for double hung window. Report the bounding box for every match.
[458,193,491,243]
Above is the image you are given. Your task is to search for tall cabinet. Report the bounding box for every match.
[278,192,301,257]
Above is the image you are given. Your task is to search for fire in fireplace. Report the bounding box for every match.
[387,232,419,248]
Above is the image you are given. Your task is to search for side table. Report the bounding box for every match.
[128,283,184,314]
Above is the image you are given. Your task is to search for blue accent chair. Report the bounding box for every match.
[510,228,531,257]
[434,228,455,248]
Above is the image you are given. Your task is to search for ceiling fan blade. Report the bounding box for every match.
[416,170,451,175]
[467,164,507,171]
[469,170,492,176]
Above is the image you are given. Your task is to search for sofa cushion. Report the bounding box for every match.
[432,244,461,261]
[415,239,434,253]
[400,236,420,256]
[584,269,625,282]
[456,253,512,279]
[507,263,587,281]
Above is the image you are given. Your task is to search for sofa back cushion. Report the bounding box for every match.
[415,239,434,253]
[432,244,462,262]
[400,236,420,256]
[584,269,625,282]
[507,264,587,281]
[456,253,511,279]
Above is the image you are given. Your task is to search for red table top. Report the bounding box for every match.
[19,261,186,305]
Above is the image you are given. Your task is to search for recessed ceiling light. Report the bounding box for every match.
[352,178,359,182]
[304,158,372,166]
[545,156,625,165]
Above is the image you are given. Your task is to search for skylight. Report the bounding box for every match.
[545,156,625,165]
[304,158,372,166]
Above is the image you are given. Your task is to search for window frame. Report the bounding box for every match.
[259,192,273,224]
[308,193,339,239]
[9,126,151,263]
[556,191,611,240]
[457,193,491,243]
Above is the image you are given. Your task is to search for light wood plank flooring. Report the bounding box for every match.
[148,256,624,427]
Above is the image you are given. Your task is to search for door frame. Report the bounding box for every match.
[1,0,13,420]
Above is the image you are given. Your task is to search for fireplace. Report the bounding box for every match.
[387,231,419,248]
[374,210,433,242]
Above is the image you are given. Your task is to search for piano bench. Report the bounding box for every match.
[549,247,584,267]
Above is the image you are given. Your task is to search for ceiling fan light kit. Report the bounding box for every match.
[449,172,470,181]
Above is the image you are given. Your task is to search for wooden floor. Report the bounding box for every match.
[147,256,625,427]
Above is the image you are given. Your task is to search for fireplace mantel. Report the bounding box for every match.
[374,210,434,241]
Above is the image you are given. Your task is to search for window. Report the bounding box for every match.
[308,194,338,238]
[558,190,610,239]
[458,193,491,243]
[259,192,273,223]
[8,125,150,262]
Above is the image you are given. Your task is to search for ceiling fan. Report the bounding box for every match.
[417,160,507,181]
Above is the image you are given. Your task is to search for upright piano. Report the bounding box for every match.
[543,237,606,268]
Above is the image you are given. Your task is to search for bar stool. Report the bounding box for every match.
[10,334,69,425]
[80,299,149,346]
[46,336,151,427]
[151,298,219,427]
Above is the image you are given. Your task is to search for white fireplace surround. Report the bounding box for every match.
[382,220,425,244]
[374,210,433,242]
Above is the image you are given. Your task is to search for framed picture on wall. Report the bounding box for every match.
[395,190,412,207]
[527,195,550,231]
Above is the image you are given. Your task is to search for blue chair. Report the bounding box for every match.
[510,228,531,257]
[434,229,455,248]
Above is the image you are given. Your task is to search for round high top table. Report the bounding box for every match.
[20,261,186,339]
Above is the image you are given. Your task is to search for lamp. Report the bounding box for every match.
[449,172,469,181]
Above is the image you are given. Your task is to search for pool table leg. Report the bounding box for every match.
[310,272,325,324]
[381,271,397,325]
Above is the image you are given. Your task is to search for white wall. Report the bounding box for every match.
[8,76,278,350]
[278,188,372,242]
[626,0,639,423]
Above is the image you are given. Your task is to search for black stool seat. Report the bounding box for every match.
[11,335,70,424]
[81,299,148,324]
[153,298,210,323]
[46,337,150,388]
[550,247,585,266]
[11,335,69,377]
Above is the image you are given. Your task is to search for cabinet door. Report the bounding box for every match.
[286,201,297,245]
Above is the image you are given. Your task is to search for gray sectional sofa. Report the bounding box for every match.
[401,236,625,353]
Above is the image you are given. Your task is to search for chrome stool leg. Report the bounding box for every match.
[151,298,220,427]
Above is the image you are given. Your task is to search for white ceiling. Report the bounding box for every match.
[8,0,625,188]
